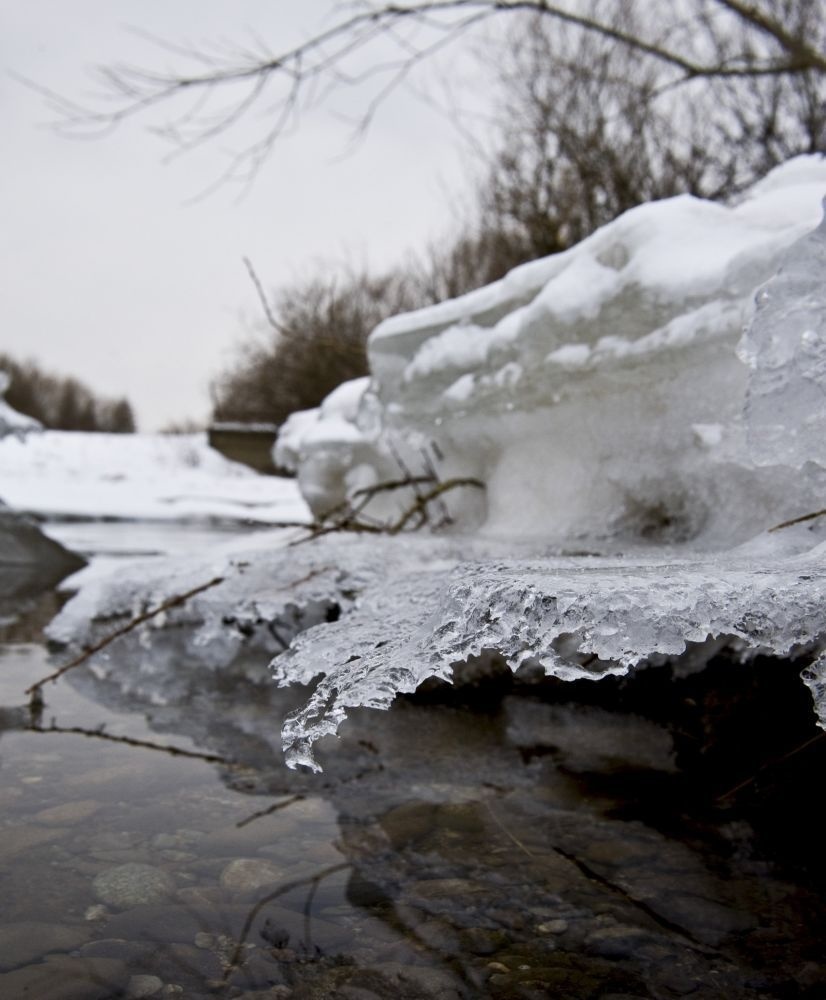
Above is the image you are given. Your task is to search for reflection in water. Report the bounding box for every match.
[0,525,825,998]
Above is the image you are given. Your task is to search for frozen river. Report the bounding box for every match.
[0,519,825,999]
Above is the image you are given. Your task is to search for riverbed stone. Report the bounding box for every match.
[126,973,164,997]
[0,823,67,860]
[0,921,92,971]
[0,954,126,1000]
[93,862,177,908]
[220,858,285,893]
[33,799,101,826]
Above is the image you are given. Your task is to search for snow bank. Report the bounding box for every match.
[0,430,310,525]
[281,156,826,547]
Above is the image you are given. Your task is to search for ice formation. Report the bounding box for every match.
[740,197,826,467]
[45,156,826,770]
[283,157,826,547]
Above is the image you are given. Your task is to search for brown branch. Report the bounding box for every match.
[236,793,306,829]
[288,473,484,547]
[388,476,484,533]
[28,722,233,765]
[25,575,225,697]
[243,256,285,334]
[34,0,823,186]
[711,0,826,74]
[221,862,352,981]
[768,508,826,533]
[716,731,826,802]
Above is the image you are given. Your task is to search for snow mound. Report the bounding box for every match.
[280,156,826,546]
[0,430,310,524]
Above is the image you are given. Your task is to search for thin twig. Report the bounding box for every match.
[221,862,352,981]
[236,793,306,828]
[28,722,233,765]
[716,731,826,802]
[288,474,484,546]
[26,575,225,697]
[768,508,826,533]
[243,256,284,333]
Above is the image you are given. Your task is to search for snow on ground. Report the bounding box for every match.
[0,430,309,525]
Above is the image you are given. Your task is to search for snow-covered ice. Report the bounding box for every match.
[283,157,826,547]
[42,156,826,770]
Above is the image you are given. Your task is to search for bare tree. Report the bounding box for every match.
[210,263,419,425]
[472,0,825,260]
[38,1,825,188]
[0,352,137,432]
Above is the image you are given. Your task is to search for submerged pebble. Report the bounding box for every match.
[126,973,164,998]
[93,863,177,908]
[220,858,285,893]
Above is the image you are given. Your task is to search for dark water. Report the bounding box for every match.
[1,523,825,1000]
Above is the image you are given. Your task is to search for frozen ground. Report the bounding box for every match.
[0,430,309,525]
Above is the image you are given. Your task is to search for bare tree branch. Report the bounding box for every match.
[25,575,225,699]
[34,0,825,185]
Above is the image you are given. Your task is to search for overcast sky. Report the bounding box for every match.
[1,1,485,429]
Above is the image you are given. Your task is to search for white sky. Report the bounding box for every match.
[1,1,486,430]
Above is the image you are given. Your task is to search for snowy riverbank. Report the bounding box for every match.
[0,430,309,526]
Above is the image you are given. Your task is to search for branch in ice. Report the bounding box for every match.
[768,508,826,533]
[290,473,485,547]
[25,721,233,766]
[25,575,226,705]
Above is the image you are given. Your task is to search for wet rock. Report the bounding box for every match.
[154,942,224,982]
[225,949,288,991]
[79,938,155,963]
[635,892,755,946]
[66,762,144,790]
[0,500,85,599]
[536,918,568,935]
[127,974,164,998]
[0,921,92,971]
[373,961,466,998]
[0,954,126,1000]
[33,799,101,826]
[585,924,665,959]
[93,862,177,908]
[407,877,485,900]
[221,858,286,894]
[379,801,438,848]
[415,918,462,954]
[0,824,67,860]
[459,926,507,955]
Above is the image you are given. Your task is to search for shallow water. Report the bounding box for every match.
[1,522,825,999]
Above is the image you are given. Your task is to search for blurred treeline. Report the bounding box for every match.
[210,1,825,427]
[0,352,135,433]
